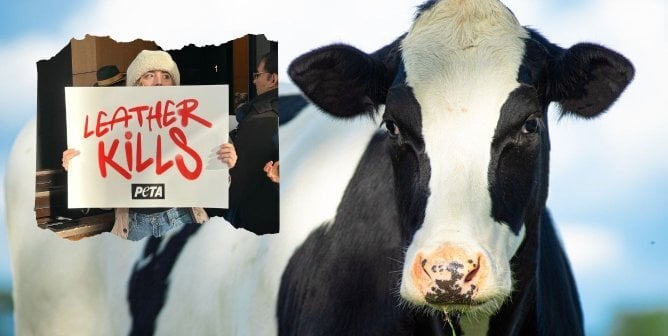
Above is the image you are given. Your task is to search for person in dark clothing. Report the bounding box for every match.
[226,51,279,234]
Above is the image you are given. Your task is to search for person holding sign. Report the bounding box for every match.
[63,50,238,240]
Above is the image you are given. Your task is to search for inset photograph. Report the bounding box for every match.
[34,34,278,240]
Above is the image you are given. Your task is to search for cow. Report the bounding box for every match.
[5,0,633,335]
[278,0,634,334]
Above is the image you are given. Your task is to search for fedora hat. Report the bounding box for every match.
[94,65,126,86]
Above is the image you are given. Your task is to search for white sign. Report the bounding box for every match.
[65,85,229,208]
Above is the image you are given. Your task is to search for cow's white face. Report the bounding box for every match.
[397,0,531,314]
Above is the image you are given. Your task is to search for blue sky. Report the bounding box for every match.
[0,1,87,42]
[0,0,666,335]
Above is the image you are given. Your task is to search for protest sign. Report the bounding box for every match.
[65,85,229,208]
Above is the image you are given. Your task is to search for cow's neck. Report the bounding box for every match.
[486,207,583,335]
[482,207,540,333]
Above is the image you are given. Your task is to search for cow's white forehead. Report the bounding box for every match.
[402,0,527,93]
[399,0,529,308]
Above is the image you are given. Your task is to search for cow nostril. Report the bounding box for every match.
[464,259,481,283]
[421,258,431,279]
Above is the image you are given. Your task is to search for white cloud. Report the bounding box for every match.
[59,0,423,79]
[0,36,67,126]
[559,224,626,276]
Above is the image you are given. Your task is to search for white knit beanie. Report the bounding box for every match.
[126,50,180,86]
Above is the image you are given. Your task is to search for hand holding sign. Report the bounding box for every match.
[263,160,279,184]
[217,143,237,169]
[62,148,80,171]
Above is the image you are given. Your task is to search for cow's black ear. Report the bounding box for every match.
[548,43,634,118]
[288,44,394,118]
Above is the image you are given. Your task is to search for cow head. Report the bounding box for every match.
[288,0,633,317]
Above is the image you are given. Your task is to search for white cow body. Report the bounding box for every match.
[5,83,379,335]
[7,119,138,335]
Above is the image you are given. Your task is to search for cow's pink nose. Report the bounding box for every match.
[409,246,488,304]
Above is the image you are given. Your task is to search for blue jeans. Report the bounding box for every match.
[127,208,194,241]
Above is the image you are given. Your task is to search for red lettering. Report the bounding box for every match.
[155,134,174,175]
[96,111,110,137]
[87,98,214,139]
[98,140,131,180]
[111,106,132,131]
[124,131,133,171]
[169,127,202,180]
[146,101,163,132]
[128,105,149,127]
[83,115,94,138]
[176,99,212,128]
[89,97,212,180]
[163,100,176,127]
[95,129,204,180]
[135,132,154,172]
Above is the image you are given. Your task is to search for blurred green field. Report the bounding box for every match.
[611,310,668,336]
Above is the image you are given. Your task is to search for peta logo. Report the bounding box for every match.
[131,184,165,200]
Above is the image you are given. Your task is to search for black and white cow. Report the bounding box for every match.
[6,0,632,335]
[278,0,633,334]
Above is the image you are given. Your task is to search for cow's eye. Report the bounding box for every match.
[385,120,401,138]
[522,117,539,134]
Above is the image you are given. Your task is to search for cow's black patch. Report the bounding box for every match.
[392,62,407,87]
[127,223,201,336]
[278,94,308,125]
[488,85,547,235]
[488,209,583,335]
[425,262,477,305]
[382,85,431,238]
[278,133,445,335]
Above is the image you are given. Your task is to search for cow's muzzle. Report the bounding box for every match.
[409,245,488,305]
